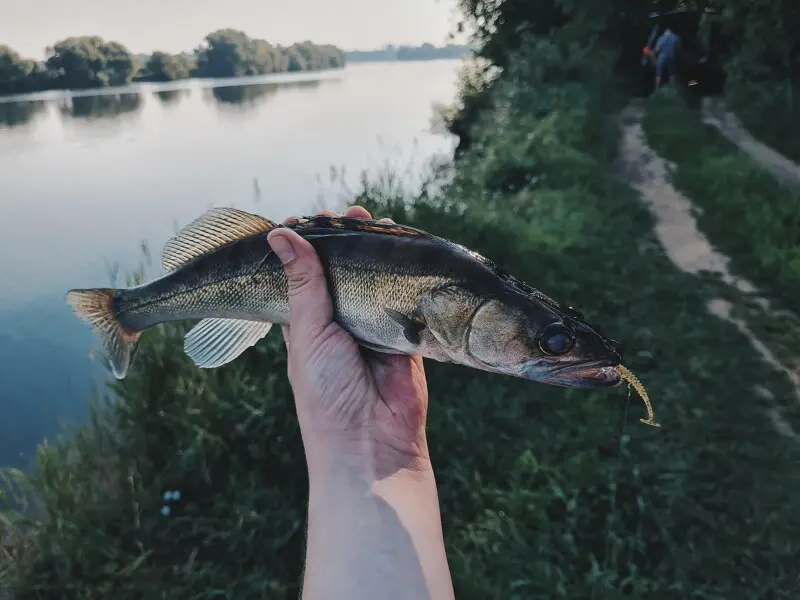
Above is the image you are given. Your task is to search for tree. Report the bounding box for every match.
[194,29,345,78]
[143,51,193,82]
[0,45,36,94]
[45,36,137,89]
[194,29,254,78]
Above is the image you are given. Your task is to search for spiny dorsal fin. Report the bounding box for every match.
[289,215,434,240]
[162,207,277,272]
[183,317,273,369]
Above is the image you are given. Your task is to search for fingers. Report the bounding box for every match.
[280,206,377,226]
[267,227,333,337]
[344,205,372,219]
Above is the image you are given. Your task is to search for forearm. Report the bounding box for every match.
[301,448,455,600]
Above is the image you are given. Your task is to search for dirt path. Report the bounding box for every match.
[702,97,800,190]
[617,101,799,438]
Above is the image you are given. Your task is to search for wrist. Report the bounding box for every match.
[302,437,454,600]
[302,427,432,490]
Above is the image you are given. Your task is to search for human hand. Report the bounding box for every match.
[266,206,430,481]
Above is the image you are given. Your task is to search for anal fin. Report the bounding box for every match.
[184,318,273,369]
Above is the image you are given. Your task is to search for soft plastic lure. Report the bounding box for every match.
[616,365,661,427]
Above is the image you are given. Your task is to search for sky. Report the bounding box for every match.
[1,0,467,60]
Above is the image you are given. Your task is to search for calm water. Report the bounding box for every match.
[0,60,460,468]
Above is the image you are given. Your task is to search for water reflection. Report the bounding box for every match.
[207,83,280,109]
[205,80,322,113]
[0,100,47,129]
[58,93,143,121]
[154,89,190,106]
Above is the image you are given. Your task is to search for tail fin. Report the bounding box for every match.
[65,288,142,380]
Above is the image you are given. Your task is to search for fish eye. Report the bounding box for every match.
[538,322,575,356]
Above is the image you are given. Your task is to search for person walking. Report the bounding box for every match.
[653,26,681,88]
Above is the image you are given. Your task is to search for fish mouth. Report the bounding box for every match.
[527,360,623,389]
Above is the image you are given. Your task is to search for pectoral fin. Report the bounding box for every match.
[358,341,407,355]
[383,307,426,346]
[184,318,273,369]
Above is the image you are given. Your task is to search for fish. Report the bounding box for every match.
[66,206,627,392]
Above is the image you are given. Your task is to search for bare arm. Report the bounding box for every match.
[301,447,455,600]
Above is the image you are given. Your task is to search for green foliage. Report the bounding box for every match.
[46,36,138,89]
[711,0,800,159]
[0,45,36,95]
[444,0,653,153]
[0,32,345,96]
[3,34,800,600]
[138,51,194,82]
[643,87,800,306]
[455,0,649,70]
[448,0,798,163]
[193,29,345,78]
[2,325,307,598]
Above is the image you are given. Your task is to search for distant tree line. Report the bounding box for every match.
[0,29,346,96]
[345,43,472,63]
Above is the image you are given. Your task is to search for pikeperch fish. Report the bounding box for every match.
[66,207,626,391]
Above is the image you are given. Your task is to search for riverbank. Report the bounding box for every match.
[3,43,800,600]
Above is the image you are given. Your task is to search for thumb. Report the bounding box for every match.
[267,228,333,336]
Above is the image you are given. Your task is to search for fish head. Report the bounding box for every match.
[454,289,623,389]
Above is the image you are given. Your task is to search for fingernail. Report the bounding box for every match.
[269,234,296,264]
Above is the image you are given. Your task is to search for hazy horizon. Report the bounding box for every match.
[1,0,469,60]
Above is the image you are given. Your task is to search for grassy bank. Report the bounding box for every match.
[643,87,800,309]
[723,59,800,164]
[3,41,800,599]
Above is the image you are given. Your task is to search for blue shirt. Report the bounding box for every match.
[655,30,680,61]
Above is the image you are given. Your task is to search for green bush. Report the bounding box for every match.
[643,87,800,308]
[3,40,800,600]
[708,0,800,163]
[724,54,800,163]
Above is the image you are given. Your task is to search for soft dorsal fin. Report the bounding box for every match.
[162,207,277,272]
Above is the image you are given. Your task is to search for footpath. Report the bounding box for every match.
[702,97,800,190]
[617,100,800,439]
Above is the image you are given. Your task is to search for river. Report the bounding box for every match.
[0,60,461,468]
